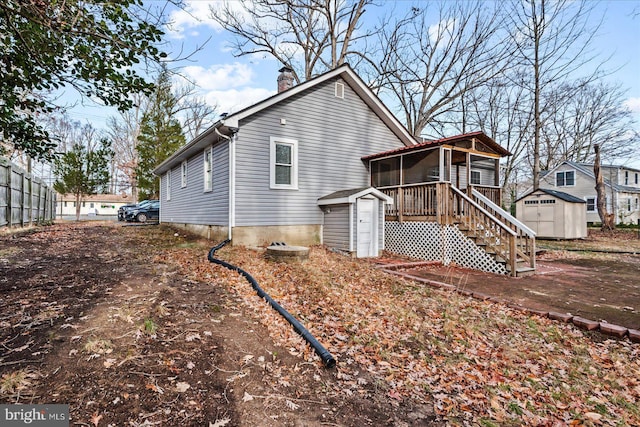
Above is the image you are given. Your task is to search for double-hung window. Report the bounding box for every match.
[166,170,171,200]
[181,160,188,188]
[270,137,298,189]
[556,170,575,187]
[204,147,213,192]
[586,197,595,212]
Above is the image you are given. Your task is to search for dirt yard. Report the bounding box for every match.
[1,223,639,426]
[394,229,640,330]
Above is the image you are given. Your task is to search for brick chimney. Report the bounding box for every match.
[277,66,294,93]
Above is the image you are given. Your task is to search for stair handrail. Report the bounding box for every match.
[451,186,516,237]
[471,188,536,238]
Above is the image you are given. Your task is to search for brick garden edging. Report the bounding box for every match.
[381,267,640,344]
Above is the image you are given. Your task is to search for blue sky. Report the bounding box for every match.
[67,0,640,166]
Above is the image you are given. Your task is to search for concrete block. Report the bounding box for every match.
[525,308,548,318]
[628,329,640,343]
[572,316,600,331]
[548,312,573,323]
[472,292,490,300]
[599,323,628,338]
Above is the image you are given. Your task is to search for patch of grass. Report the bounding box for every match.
[143,318,157,335]
[0,370,32,395]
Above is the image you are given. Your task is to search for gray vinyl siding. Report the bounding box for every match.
[323,204,351,251]
[160,141,229,225]
[234,77,406,226]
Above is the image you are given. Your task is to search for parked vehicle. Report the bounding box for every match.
[118,204,137,221]
[125,200,160,223]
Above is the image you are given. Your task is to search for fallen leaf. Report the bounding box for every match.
[175,382,190,392]
[285,400,299,411]
[209,418,231,427]
[242,391,254,402]
[90,413,102,426]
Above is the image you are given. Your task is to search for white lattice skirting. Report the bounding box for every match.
[385,221,507,275]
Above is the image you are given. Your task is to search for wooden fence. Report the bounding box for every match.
[0,157,56,228]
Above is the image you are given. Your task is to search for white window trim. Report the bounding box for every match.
[586,197,596,212]
[166,170,171,201]
[556,170,575,187]
[335,81,344,98]
[203,147,213,192]
[270,137,299,190]
[181,160,188,188]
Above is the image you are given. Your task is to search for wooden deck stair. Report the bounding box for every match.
[452,187,537,277]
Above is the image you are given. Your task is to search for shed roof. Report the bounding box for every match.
[361,131,511,161]
[516,188,585,204]
[317,187,393,205]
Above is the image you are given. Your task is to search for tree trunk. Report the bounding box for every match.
[594,144,614,231]
[75,193,82,221]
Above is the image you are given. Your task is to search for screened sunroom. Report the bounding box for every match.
[363,131,510,222]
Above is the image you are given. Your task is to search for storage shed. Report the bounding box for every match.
[516,188,587,239]
[317,187,393,257]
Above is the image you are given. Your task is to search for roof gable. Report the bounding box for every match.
[154,64,416,175]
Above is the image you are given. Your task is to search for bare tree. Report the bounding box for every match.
[209,0,375,82]
[180,95,218,141]
[463,75,536,204]
[372,1,514,139]
[540,81,639,169]
[507,0,605,189]
[594,144,615,231]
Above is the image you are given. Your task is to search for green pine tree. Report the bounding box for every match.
[136,67,186,200]
[53,139,112,220]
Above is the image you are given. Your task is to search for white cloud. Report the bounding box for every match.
[623,97,640,113]
[205,87,275,115]
[182,63,255,91]
[166,1,222,39]
[428,18,456,46]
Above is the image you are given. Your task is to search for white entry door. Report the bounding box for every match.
[357,198,378,257]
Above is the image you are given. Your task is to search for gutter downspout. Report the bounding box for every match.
[215,126,237,241]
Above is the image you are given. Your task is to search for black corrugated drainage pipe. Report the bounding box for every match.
[208,240,337,368]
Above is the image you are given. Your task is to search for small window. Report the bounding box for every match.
[335,82,344,98]
[64,201,67,207]
[181,160,188,188]
[586,197,595,212]
[82,202,85,207]
[470,170,481,185]
[166,170,171,201]
[627,198,632,212]
[540,199,556,204]
[203,147,213,192]
[524,200,538,205]
[90,203,94,208]
[636,198,639,210]
[556,170,575,187]
[635,173,638,185]
[625,171,629,185]
[270,137,298,189]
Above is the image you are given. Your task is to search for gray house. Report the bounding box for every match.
[539,161,640,225]
[153,64,416,256]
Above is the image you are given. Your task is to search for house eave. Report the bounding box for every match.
[153,120,235,175]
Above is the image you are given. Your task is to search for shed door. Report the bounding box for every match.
[522,199,555,237]
[357,198,378,257]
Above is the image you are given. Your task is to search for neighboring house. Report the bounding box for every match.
[516,188,587,239]
[57,194,134,217]
[156,65,534,275]
[539,161,640,225]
